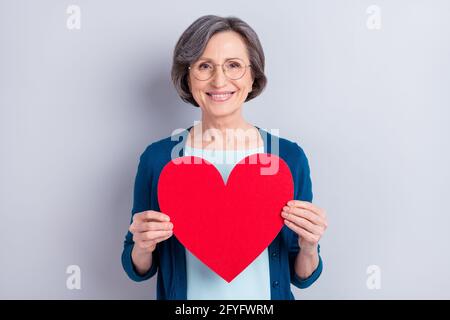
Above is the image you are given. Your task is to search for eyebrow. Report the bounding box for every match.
[197,57,244,62]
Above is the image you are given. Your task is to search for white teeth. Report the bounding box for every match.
[208,92,234,101]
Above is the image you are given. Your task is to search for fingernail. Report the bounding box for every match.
[281,211,287,217]
[283,206,289,212]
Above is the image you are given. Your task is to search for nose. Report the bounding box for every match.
[210,65,228,87]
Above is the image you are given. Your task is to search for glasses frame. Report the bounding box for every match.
[188,58,252,81]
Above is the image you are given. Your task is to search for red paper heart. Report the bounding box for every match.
[157,153,294,282]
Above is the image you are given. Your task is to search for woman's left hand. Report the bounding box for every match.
[281,200,328,254]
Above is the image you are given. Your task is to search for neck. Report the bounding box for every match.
[200,109,253,135]
[187,112,262,150]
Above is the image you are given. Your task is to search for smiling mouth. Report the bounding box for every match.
[206,91,236,102]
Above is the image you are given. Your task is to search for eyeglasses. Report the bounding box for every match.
[188,58,251,81]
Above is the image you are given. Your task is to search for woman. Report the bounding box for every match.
[121,15,328,300]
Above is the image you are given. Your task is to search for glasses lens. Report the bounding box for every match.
[224,59,245,80]
[192,61,213,80]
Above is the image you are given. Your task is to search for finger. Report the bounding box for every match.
[287,200,326,218]
[135,221,173,233]
[135,232,173,250]
[282,206,326,227]
[134,210,170,223]
[144,210,171,222]
[139,231,173,246]
[132,211,150,222]
[136,230,173,241]
[282,211,322,235]
[154,232,173,244]
[284,220,320,244]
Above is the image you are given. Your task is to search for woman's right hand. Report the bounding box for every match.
[129,210,173,254]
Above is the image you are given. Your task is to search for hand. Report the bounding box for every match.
[281,200,328,254]
[129,210,174,254]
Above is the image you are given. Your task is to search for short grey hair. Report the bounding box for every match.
[171,15,267,107]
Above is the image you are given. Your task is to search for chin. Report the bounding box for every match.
[208,103,240,117]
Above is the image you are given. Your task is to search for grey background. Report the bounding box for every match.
[1,0,449,299]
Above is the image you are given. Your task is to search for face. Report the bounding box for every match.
[188,31,254,119]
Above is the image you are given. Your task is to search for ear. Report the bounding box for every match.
[249,73,255,93]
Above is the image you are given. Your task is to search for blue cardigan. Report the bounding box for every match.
[121,126,323,300]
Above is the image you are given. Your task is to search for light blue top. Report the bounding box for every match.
[183,144,271,300]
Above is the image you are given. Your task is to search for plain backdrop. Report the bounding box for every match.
[1,0,450,299]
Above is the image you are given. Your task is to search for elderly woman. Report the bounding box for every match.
[121,15,328,300]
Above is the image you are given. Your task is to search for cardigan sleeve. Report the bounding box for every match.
[121,144,159,282]
[288,143,323,289]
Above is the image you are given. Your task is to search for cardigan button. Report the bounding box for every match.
[272,280,279,288]
[271,251,278,259]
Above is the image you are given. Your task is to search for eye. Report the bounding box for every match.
[198,62,212,70]
[226,61,242,69]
